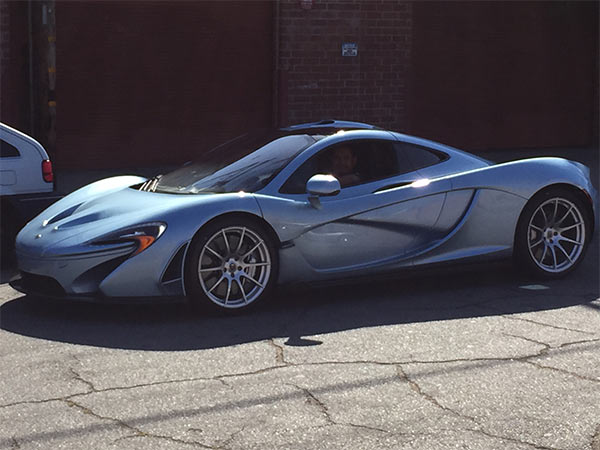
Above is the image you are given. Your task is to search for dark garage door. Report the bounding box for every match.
[56,1,273,169]
[409,1,598,150]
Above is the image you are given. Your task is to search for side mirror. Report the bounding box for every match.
[306,174,340,209]
[306,174,341,196]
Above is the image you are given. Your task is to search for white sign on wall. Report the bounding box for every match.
[342,42,358,57]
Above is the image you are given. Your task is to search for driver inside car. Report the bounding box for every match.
[330,145,361,187]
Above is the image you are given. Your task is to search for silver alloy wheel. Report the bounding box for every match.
[197,226,271,308]
[527,197,586,273]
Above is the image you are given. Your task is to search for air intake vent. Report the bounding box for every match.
[161,244,187,283]
[20,272,65,297]
[48,203,83,225]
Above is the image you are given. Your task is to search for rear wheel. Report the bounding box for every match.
[515,188,590,278]
[185,218,278,313]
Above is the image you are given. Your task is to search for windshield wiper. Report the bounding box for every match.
[139,174,162,192]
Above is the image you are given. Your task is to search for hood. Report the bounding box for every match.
[16,176,241,257]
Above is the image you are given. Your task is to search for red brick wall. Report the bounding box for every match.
[3,1,597,171]
[55,1,273,169]
[0,1,8,82]
[0,1,30,133]
[410,1,598,150]
[277,0,412,131]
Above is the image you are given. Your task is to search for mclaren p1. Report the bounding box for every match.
[11,120,598,313]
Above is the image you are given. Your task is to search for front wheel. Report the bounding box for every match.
[185,218,278,313]
[514,188,591,278]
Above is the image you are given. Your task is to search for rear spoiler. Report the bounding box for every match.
[280,119,382,132]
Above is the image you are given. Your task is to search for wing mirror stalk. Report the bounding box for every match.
[306,174,341,209]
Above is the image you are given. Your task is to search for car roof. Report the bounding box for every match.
[0,121,50,160]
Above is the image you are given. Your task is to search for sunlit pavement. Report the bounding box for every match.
[0,147,598,450]
[0,227,598,449]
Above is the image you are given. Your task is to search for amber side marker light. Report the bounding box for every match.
[128,233,160,256]
[91,223,167,257]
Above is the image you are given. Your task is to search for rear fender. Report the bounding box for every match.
[448,158,592,201]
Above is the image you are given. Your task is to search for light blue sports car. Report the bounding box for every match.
[11,121,598,313]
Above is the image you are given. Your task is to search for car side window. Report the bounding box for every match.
[394,142,446,172]
[280,140,400,194]
[0,139,20,158]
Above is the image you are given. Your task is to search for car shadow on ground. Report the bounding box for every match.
[1,237,598,351]
[1,149,598,352]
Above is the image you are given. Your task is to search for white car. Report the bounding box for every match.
[1,122,59,255]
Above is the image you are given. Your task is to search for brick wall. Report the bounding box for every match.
[410,1,598,150]
[3,1,596,170]
[0,0,10,118]
[0,1,29,133]
[277,0,412,131]
[55,1,273,169]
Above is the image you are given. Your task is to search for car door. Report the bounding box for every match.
[0,138,20,194]
[257,138,452,272]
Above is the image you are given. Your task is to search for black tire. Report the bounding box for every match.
[514,187,591,279]
[185,216,279,314]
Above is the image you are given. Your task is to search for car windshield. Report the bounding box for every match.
[155,131,321,194]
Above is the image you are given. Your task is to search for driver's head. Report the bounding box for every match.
[331,145,357,178]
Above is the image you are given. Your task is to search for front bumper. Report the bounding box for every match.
[14,246,133,297]
[9,272,184,304]
[10,271,66,298]
[12,237,189,302]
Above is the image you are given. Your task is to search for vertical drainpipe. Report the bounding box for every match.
[45,1,57,159]
[273,0,289,128]
[27,0,34,135]
[272,0,280,128]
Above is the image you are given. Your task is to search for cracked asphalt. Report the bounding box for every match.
[0,148,598,450]
[0,233,598,450]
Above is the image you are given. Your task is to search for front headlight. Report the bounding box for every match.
[91,222,167,256]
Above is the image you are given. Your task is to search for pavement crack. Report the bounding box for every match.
[500,315,595,335]
[341,422,390,434]
[215,425,246,450]
[214,365,286,381]
[396,365,475,423]
[396,366,557,450]
[288,383,392,434]
[10,437,20,449]
[524,360,600,384]
[554,338,600,349]
[69,367,96,393]
[500,335,600,383]
[268,339,287,365]
[111,434,143,444]
[463,427,558,450]
[0,368,282,411]
[0,395,83,410]
[2,340,599,412]
[592,423,600,450]
[215,377,233,390]
[502,333,551,353]
[64,399,214,448]
[289,383,334,425]
[64,398,140,433]
[112,433,215,448]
